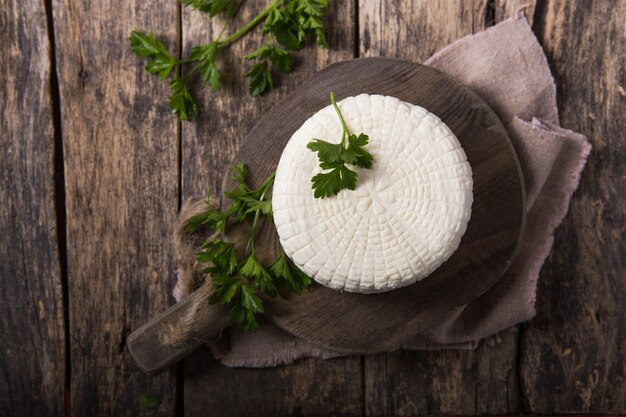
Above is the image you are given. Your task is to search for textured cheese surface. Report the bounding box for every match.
[272,94,473,293]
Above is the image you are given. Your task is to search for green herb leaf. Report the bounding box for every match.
[246,61,273,96]
[232,284,262,331]
[179,0,212,12]
[183,164,310,332]
[185,213,210,234]
[179,0,237,17]
[138,393,161,409]
[311,165,358,198]
[231,162,247,184]
[263,0,330,50]
[131,0,331,119]
[207,0,238,17]
[190,42,221,90]
[270,252,311,293]
[240,284,264,313]
[246,44,293,74]
[244,198,273,216]
[271,22,302,51]
[209,275,240,304]
[168,77,200,121]
[307,139,343,164]
[222,164,275,223]
[129,31,177,80]
[241,253,278,297]
[345,133,373,168]
[129,31,171,58]
[295,0,330,47]
[308,92,373,198]
[198,240,237,273]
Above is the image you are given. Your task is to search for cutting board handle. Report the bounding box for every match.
[127,292,233,374]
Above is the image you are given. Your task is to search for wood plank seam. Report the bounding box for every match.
[43,0,71,414]
[175,2,185,417]
[484,0,496,28]
[2,0,66,414]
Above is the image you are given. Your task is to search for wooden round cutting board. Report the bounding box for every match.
[224,57,526,353]
[128,58,525,374]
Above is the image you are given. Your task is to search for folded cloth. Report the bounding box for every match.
[174,14,591,367]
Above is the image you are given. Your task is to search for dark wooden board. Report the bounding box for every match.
[52,0,179,415]
[520,0,626,413]
[227,57,525,353]
[181,2,364,416]
[0,0,66,415]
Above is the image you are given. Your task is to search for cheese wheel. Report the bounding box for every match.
[272,94,473,293]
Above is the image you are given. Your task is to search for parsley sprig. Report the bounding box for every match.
[130,0,330,121]
[185,163,311,330]
[307,92,374,198]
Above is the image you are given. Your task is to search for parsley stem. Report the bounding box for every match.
[330,92,352,146]
[216,17,231,42]
[245,171,276,255]
[258,171,276,194]
[216,0,244,42]
[220,0,281,47]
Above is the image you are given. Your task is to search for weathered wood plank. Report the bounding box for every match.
[186,347,364,417]
[359,1,524,415]
[521,1,626,413]
[365,329,520,416]
[52,0,179,414]
[360,0,490,60]
[181,2,362,416]
[0,1,65,415]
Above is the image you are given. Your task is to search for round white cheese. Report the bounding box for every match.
[272,94,473,293]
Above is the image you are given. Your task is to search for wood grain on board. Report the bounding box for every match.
[0,0,65,415]
[52,0,179,415]
[358,1,534,415]
[521,0,626,413]
[181,2,364,416]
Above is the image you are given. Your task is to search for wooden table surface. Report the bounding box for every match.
[1,0,624,416]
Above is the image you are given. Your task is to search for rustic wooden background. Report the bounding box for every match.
[1,0,624,415]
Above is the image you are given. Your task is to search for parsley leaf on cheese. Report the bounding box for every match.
[311,164,358,198]
[307,92,374,198]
